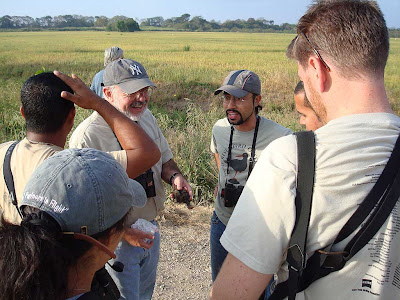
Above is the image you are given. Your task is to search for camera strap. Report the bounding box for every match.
[226,116,260,181]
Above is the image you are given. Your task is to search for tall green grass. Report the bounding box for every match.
[1,31,399,204]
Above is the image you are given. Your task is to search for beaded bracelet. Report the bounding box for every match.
[169,172,181,185]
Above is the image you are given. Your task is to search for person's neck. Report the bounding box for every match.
[66,263,97,297]
[234,113,258,132]
[324,76,393,122]
[26,131,66,148]
[66,247,113,298]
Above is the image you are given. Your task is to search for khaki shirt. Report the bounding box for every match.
[0,138,127,224]
[69,109,173,224]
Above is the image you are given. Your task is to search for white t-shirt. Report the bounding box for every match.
[69,109,173,224]
[221,113,400,299]
[210,117,292,225]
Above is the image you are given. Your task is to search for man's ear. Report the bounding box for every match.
[254,94,261,107]
[103,87,113,103]
[66,107,76,127]
[20,106,25,119]
[308,56,329,93]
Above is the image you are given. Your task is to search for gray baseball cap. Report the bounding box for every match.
[214,70,261,98]
[103,58,156,94]
[20,148,146,235]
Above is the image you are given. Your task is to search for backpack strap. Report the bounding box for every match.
[288,131,316,300]
[3,141,22,218]
[269,131,316,300]
[89,266,121,299]
[76,291,102,300]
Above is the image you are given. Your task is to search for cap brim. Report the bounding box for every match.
[214,85,249,98]
[127,179,147,208]
[118,78,156,94]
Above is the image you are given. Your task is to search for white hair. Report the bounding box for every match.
[104,47,124,67]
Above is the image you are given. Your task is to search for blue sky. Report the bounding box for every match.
[2,0,399,28]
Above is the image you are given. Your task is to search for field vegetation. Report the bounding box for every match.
[1,31,399,203]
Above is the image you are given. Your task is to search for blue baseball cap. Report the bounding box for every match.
[20,148,146,235]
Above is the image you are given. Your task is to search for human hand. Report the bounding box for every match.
[53,70,103,110]
[123,227,154,249]
[171,174,193,200]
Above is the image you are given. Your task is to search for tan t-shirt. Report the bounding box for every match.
[0,138,127,224]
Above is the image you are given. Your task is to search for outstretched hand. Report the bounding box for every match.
[123,227,155,250]
[53,70,103,109]
[172,174,193,200]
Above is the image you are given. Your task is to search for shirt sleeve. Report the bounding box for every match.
[152,124,172,164]
[220,135,298,274]
[210,123,218,154]
[106,150,128,171]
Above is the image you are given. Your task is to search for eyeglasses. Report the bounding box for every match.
[299,32,331,72]
[219,93,251,105]
[121,87,153,99]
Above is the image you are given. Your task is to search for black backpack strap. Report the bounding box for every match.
[89,266,121,299]
[77,291,102,300]
[269,131,316,300]
[3,141,22,218]
[334,133,400,245]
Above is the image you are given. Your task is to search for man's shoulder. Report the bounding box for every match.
[70,112,113,148]
[259,116,292,134]
[212,118,230,132]
[0,140,15,151]
[92,70,104,80]
[263,134,297,157]
[141,108,157,123]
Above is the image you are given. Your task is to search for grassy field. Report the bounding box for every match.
[1,31,399,203]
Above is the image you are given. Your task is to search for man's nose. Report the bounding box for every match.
[226,97,237,108]
[135,92,147,101]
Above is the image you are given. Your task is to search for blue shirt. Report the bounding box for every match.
[90,70,104,98]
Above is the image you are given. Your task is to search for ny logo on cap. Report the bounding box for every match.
[129,64,143,76]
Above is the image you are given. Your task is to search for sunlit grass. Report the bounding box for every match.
[1,31,399,203]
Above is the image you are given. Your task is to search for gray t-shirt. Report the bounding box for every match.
[210,116,292,225]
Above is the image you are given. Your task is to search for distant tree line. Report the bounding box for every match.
[141,14,295,32]
[0,15,140,32]
[0,14,293,33]
[0,14,398,34]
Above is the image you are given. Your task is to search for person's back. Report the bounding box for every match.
[238,113,400,298]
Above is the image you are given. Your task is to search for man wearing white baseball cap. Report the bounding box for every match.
[70,58,192,300]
